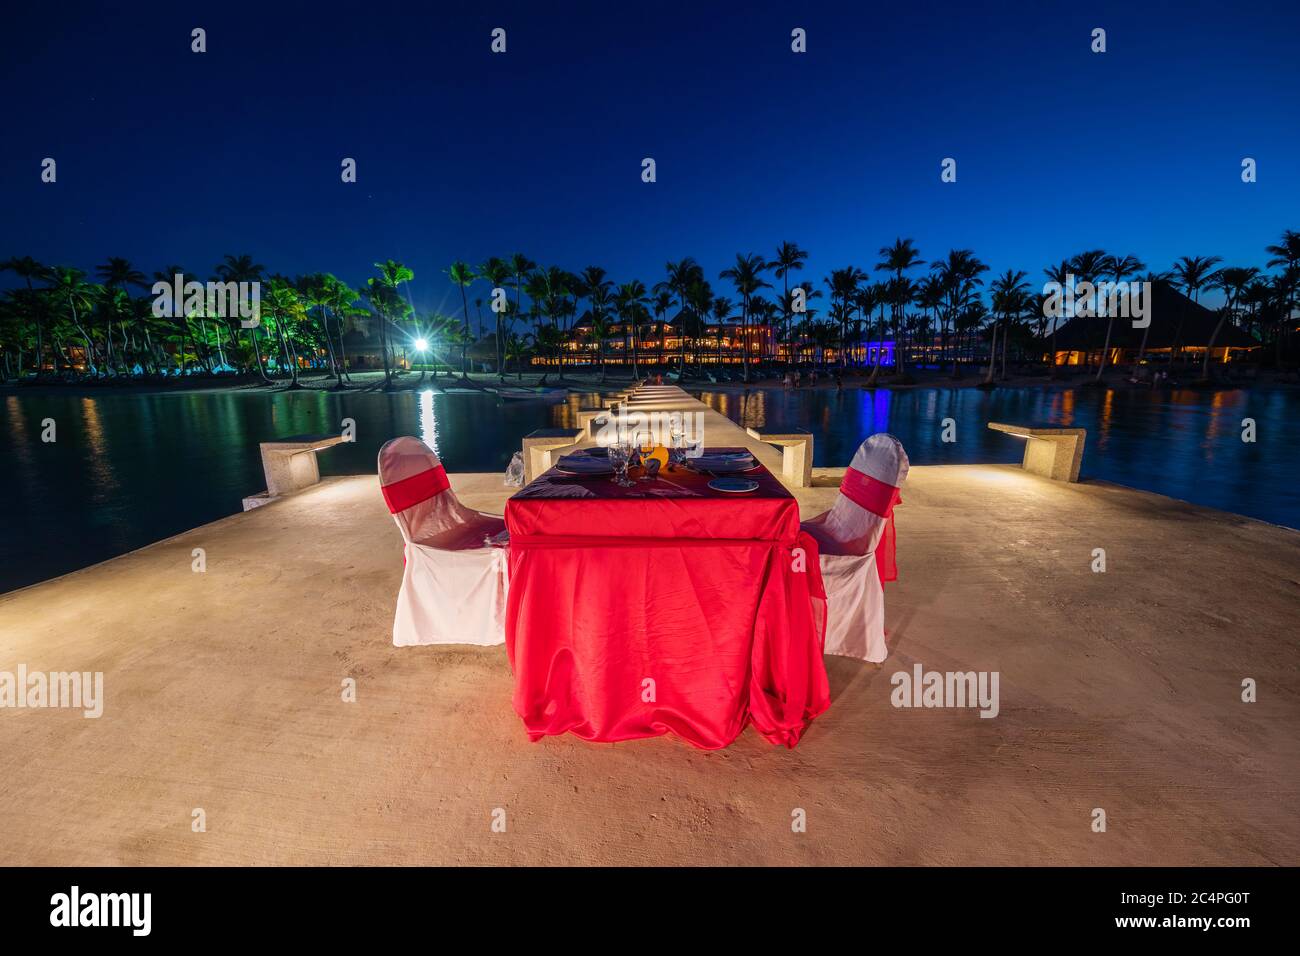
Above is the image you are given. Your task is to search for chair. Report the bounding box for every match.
[378,437,508,647]
[800,434,908,662]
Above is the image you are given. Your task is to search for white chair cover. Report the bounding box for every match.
[379,437,508,647]
[801,434,908,662]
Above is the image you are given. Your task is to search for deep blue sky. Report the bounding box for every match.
[3,0,1297,314]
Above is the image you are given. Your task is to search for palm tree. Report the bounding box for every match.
[1170,255,1223,366]
[298,274,344,388]
[1,256,50,374]
[772,241,809,343]
[988,269,1030,384]
[504,331,531,380]
[1093,254,1146,382]
[94,257,147,373]
[215,254,268,380]
[854,284,882,377]
[719,253,771,382]
[1203,267,1259,379]
[325,277,362,383]
[260,278,308,387]
[710,297,733,370]
[585,313,612,379]
[824,267,865,370]
[660,258,701,371]
[370,260,414,389]
[445,261,477,380]
[875,238,925,378]
[651,288,673,364]
[932,250,988,376]
[1066,249,1109,372]
[478,256,512,375]
[914,275,944,368]
[508,253,536,336]
[1265,230,1300,363]
[615,280,650,380]
[46,267,98,374]
[1040,259,1074,375]
[683,279,713,372]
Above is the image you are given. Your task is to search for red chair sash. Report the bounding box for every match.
[381,464,450,514]
[839,466,901,586]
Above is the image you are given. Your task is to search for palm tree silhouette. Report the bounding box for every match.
[719,253,771,383]
[772,242,808,344]
[1,257,50,373]
[445,261,477,381]
[1169,255,1223,367]
[1265,231,1300,363]
[1093,254,1145,382]
[875,239,925,379]
[369,260,414,390]
[1203,266,1259,379]
[615,280,650,380]
[478,256,512,376]
[988,269,1030,384]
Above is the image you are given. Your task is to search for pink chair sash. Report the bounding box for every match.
[839,466,902,585]
[381,464,450,514]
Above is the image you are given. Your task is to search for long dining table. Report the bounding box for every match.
[503,447,830,749]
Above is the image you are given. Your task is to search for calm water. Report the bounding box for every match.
[2,386,1296,594]
[1,389,594,593]
[697,386,1299,530]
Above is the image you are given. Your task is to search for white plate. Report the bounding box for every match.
[708,477,760,493]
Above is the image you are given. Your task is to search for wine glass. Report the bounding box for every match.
[636,431,655,480]
[668,421,685,467]
[608,440,634,487]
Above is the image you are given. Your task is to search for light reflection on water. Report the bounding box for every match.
[0,389,567,593]
[0,386,1294,594]
[696,386,1298,530]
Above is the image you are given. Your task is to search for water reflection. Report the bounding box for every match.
[0,390,562,593]
[698,386,1298,530]
[1,386,1295,594]
[418,389,441,458]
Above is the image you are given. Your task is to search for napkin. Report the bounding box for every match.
[555,454,613,474]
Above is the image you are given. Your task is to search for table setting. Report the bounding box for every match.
[503,440,830,750]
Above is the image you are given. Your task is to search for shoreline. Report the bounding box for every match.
[4,366,1296,398]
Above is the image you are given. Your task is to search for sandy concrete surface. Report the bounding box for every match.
[2,387,1297,865]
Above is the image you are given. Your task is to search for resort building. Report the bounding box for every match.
[1046,280,1258,367]
[534,311,895,368]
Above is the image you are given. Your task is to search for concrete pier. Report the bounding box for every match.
[1,384,1297,865]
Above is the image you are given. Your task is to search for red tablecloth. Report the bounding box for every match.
[504,449,830,749]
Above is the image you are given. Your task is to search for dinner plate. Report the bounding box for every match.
[708,477,759,493]
[693,454,757,474]
[554,455,613,475]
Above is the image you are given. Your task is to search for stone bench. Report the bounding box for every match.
[746,428,813,488]
[243,432,350,509]
[522,427,584,482]
[576,409,613,440]
[987,422,1086,482]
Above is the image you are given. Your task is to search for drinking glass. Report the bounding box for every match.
[636,431,655,480]
[668,423,686,467]
[608,441,634,487]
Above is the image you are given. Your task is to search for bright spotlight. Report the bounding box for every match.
[414,338,429,352]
